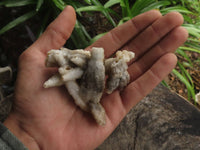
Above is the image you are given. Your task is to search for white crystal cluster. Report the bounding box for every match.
[196,92,200,105]
[44,47,135,125]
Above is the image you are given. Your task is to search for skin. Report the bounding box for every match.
[3,6,188,150]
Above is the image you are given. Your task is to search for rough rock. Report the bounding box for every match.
[97,84,200,150]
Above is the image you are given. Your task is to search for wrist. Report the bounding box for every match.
[3,112,40,150]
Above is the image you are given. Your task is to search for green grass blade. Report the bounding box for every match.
[104,0,120,8]
[141,1,171,13]
[187,31,200,38]
[91,0,116,27]
[131,0,155,17]
[187,38,200,43]
[107,8,120,18]
[179,46,200,54]
[182,62,193,68]
[64,0,84,16]
[161,6,193,14]
[119,0,126,8]
[52,0,66,10]
[89,32,106,44]
[117,17,131,25]
[177,61,194,88]
[64,1,83,10]
[71,21,90,48]
[172,69,196,102]
[183,24,200,38]
[183,15,194,23]
[119,0,132,19]
[185,42,200,50]
[79,23,91,41]
[36,0,44,11]
[57,0,65,5]
[161,80,171,89]
[101,10,117,27]
[0,11,37,35]
[76,6,104,12]
[187,86,192,101]
[84,0,92,5]
[184,24,200,31]
[195,58,200,65]
[120,0,129,18]
[77,1,117,26]
[176,48,193,66]
[0,0,36,7]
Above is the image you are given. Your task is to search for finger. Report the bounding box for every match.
[29,6,76,54]
[86,10,162,58]
[121,53,177,112]
[128,26,188,81]
[123,12,184,60]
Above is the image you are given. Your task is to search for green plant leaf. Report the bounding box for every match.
[117,17,131,25]
[187,38,200,43]
[36,0,44,11]
[0,11,37,35]
[64,0,85,16]
[176,48,193,66]
[77,5,116,27]
[104,0,120,8]
[185,41,200,50]
[84,0,92,5]
[182,62,193,68]
[179,46,200,53]
[76,5,104,12]
[52,0,66,10]
[0,0,36,7]
[90,0,103,6]
[70,21,90,48]
[130,0,155,17]
[120,0,131,18]
[161,80,171,89]
[91,0,117,27]
[90,32,106,44]
[161,6,193,15]
[172,69,196,102]
[79,22,91,41]
[177,61,194,88]
[141,1,171,13]
[183,24,200,38]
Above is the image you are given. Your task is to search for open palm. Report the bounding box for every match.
[4,6,188,150]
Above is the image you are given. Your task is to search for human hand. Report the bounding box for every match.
[4,6,188,150]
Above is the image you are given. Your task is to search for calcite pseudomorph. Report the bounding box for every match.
[44,47,135,125]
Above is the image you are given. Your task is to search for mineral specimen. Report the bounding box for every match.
[44,47,135,125]
[105,50,135,94]
[79,47,106,125]
[196,92,200,105]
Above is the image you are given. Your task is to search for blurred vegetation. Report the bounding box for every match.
[0,0,200,103]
